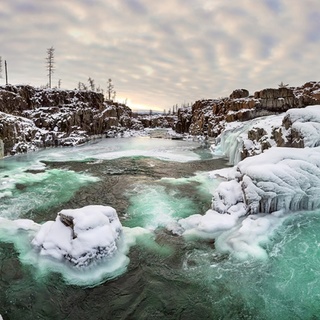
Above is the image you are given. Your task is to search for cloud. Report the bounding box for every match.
[0,0,320,110]
[122,0,147,15]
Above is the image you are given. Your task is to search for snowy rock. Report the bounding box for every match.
[32,205,123,267]
[213,105,320,164]
[176,81,320,138]
[0,111,40,154]
[283,105,320,148]
[0,85,135,155]
[212,147,320,215]
[213,114,283,165]
[178,207,246,238]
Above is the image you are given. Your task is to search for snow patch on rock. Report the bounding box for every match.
[32,205,123,267]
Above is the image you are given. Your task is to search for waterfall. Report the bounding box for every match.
[214,115,283,165]
[219,123,247,165]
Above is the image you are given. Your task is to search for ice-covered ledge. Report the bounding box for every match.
[32,205,123,267]
[176,147,320,260]
[211,146,320,215]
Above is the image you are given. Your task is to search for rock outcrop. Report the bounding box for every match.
[136,114,177,129]
[0,85,104,114]
[215,105,320,165]
[176,81,320,138]
[0,85,133,156]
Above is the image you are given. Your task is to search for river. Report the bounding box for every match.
[1,137,320,319]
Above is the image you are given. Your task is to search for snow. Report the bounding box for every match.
[177,146,320,258]
[212,114,283,165]
[208,146,320,220]
[18,137,203,163]
[286,105,320,124]
[286,105,320,147]
[177,199,287,260]
[214,212,286,260]
[178,105,320,260]
[32,205,123,267]
[179,208,245,238]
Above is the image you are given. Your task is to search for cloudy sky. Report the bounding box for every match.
[1,0,320,111]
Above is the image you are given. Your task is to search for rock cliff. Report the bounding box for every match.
[176,81,320,138]
[214,104,320,165]
[0,85,133,155]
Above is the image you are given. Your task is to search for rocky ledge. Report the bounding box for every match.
[0,85,133,155]
[175,81,320,138]
[0,85,179,156]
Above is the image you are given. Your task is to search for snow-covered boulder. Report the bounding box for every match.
[283,105,320,148]
[212,147,320,215]
[32,205,123,267]
[178,207,246,239]
[177,147,320,259]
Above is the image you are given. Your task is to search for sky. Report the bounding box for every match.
[1,0,320,111]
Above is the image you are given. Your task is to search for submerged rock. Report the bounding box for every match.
[32,205,123,267]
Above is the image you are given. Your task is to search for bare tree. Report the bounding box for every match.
[5,60,8,85]
[58,79,61,89]
[46,47,55,88]
[107,78,115,100]
[0,56,2,79]
[278,81,289,88]
[88,77,95,91]
[78,82,87,91]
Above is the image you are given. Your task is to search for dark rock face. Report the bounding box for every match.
[0,85,105,113]
[137,115,176,129]
[229,89,249,99]
[175,107,192,134]
[254,87,296,111]
[0,86,31,115]
[0,85,133,156]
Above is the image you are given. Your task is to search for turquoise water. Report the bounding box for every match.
[1,138,320,319]
[0,168,98,220]
[181,211,320,319]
